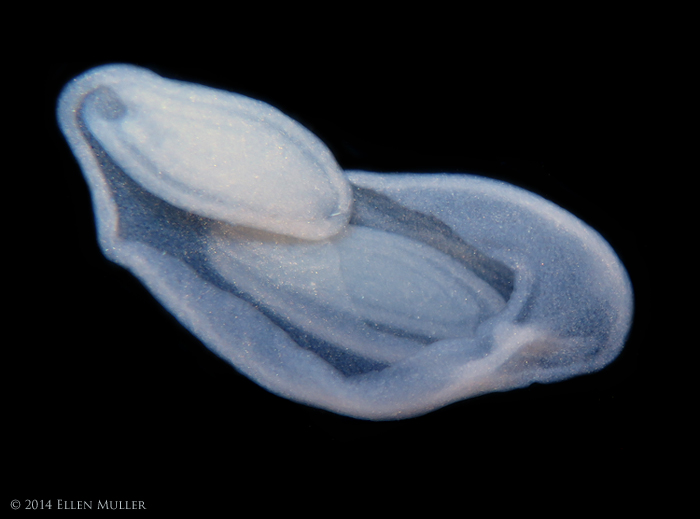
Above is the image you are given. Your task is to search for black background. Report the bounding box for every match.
[10,57,655,506]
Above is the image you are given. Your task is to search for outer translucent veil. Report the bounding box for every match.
[57,65,633,420]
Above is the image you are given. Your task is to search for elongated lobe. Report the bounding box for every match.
[76,65,353,240]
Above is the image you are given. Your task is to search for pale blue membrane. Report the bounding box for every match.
[57,65,633,420]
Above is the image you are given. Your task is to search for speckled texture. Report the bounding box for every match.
[57,65,633,419]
